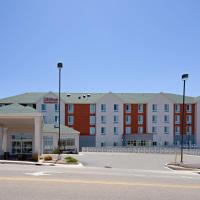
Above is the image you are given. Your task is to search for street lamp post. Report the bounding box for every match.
[57,62,63,159]
[180,73,189,163]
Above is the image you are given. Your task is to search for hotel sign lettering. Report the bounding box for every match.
[44,97,58,104]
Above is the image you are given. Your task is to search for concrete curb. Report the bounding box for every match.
[165,163,200,171]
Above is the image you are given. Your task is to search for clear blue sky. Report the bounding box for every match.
[0,0,200,98]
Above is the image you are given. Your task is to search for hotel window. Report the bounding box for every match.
[101,104,106,112]
[152,126,157,134]
[126,104,131,113]
[126,115,131,125]
[152,115,157,123]
[164,104,169,112]
[152,104,157,112]
[68,116,74,125]
[101,142,105,147]
[164,127,169,134]
[175,104,180,113]
[186,126,192,135]
[68,104,74,113]
[90,104,96,114]
[164,115,169,123]
[175,126,180,135]
[55,104,59,112]
[138,126,143,134]
[41,104,46,112]
[43,136,53,153]
[186,104,192,113]
[125,127,131,134]
[90,116,96,125]
[101,127,106,135]
[138,104,143,113]
[90,127,96,135]
[175,115,180,124]
[114,104,119,112]
[114,127,118,135]
[55,115,59,123]
[101,115,106,124]
[187,115,192,124]
[138,115,143,125]
[114,115,118,124]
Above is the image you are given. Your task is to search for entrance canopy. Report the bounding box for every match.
[0,104,42,155]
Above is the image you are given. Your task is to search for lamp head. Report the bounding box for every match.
[57,62,63,69]
[182,74,189,81]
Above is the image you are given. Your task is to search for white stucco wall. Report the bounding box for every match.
[147,93,174,145]
[96,93,124,147]
[36,93,65,124]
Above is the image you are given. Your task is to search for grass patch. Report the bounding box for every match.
[65,156,79,164]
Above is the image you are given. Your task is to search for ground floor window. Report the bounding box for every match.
[60,137,75,150]
[12,134,32,154]
[43,136,53,153]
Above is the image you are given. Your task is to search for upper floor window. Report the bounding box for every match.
[164,126,169,134]
[41,104,46,112]
[186,126,192,135]
[175,115,180,124]
[101,104,106,112]
[175,126,180,135]
[90,116,96,125]
[114,104,119,112]
[55,115,59,123]
[43,115,47,123]
[126,104,131,113]
[138,104,143,113]
[101,115,106,124]
[68,116,74,125]
[114,115,118,124]
[90,104,96,114]
[186,104,192,113]
[114,127,118,135]
[126,115,131,125]
[90,127,95,135]
[125,127,131,134]
[164,104,169,112]
[68,104,74,113]
[138,115,143,125]
[152,115,157,123]
[186,115,192,124]
[55,104,59,112]
[152,104,157,112]
[152,126,157,134]
[101,127,106,135]
[164,115,169,123]
[175,104,180,113]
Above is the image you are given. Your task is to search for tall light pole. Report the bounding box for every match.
[180,73,189,163]
[57,62,63,158]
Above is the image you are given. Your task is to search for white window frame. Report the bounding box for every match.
[126,115,131,125]
[138,104,143,113]
[101,127,106,135]
[164,115,169,123]
[101,115,106,124]
[90,104,96,114]
[90,127,95,135]
[114,127,118,135]
[152,104,157,112]
[114,115,118,124]
[125,127,131,134]
[152,126,157,134]
[114,104,119,112]
[175,104,180,113]
[68,116,74,125]
[164,126,169,134]
[90,116,96,125]
[101,104,106,112]
[164,104,169,112]
[186,104,192,113]
[68,104,74,114]
[138,126,143,134]
[126,104,131,113]
[175,126,180,135]
[152,115,157,123]
[138,115,143,125]
[55,104,59,112]
[175,115,180,124]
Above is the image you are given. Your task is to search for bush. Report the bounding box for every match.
[52,149,59,154]
[44,155,53,161]
[65,156,78,164]
[32,153,38,162]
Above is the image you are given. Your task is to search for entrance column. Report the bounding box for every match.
[2,128,8,153]
[34,117,41,155]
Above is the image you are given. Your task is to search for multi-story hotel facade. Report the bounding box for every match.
[0,91,199,157]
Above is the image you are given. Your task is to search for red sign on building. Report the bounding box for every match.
[44,97,58,104]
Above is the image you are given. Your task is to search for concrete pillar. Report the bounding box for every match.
[34,117,41,155]
[2,128,8,152]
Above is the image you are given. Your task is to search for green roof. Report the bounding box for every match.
[0,92,197,104]
[0,103,38,114]
[42,123,79,134]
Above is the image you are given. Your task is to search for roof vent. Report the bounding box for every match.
[87,94,91,97]
[67,94,71,97]
[83,95,86,98]
[78,96,81,99]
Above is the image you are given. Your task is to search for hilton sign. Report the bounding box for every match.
[44,97,58,104]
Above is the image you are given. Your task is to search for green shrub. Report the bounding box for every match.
[44,155,53,161]
[52,149,59,154]
[32,153,38,162]
[65,156,78,164]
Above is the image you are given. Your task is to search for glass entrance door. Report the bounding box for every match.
[12,134,33,155]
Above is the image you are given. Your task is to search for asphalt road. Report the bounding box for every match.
[0,153,200,200]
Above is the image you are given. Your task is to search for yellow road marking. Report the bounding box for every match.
[0,176,199,190]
